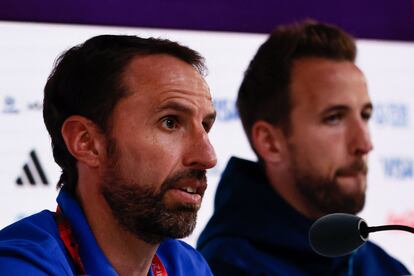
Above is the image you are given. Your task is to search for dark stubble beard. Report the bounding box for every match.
[290,146,368,215]
[101,142,207,244]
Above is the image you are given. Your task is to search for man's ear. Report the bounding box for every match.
[61,115,106,168]
[251,120,287,164]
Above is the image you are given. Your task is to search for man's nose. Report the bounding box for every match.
[349,119,373,156]
[182,129,217,170]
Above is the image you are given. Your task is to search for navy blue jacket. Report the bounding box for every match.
[197,157,410,275]
[0,188,213,275]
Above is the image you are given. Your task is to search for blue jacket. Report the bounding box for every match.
[0,188,213,275]
[197,157,410,275]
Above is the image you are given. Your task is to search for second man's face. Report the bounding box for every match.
[285,57,373,216]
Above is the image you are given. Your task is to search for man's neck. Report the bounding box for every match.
[77,182,159,276]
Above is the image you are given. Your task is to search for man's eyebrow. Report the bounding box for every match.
[363,102,373,111]
[321,102,373,115]
[155,101,216,120]
[155,102,194,114]
[320,104,350,115]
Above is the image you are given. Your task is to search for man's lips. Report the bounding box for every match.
[336,160,368,177]
[166,179,207,205]
[172,179,207,196]
[337,171,365,177]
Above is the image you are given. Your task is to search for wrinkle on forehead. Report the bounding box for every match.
[122,54,210,99]
[291,58,369,109]
[155,90,215,120]
[115,54,213,121]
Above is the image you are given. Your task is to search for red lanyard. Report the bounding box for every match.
[151,254,168,276]
[55,206,86,274]
[55,206,168,276]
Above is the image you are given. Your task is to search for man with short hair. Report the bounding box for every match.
[0,35,217,275]
[197,20,410,275]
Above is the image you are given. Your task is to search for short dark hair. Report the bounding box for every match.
[237,20,356,151]
[43,35,205,195]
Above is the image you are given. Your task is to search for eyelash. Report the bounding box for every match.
[361,110,372,121]
[323,110,372,125]
[203,121,212,133]
[160,116,214,133]
[323,113,343,124]
[162,116,179,130]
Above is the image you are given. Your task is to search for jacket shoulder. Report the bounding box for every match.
[0,210,73,274]
[199,236,297,276]
[354,241,410,275]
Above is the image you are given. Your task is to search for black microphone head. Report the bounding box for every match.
[309,213,369,257]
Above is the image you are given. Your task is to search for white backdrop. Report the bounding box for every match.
[1,21,414,272]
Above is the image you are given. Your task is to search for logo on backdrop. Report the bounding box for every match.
[373,103,409,127]
[2,96,19,113]
[27,100,43,111]
[381,157,413,179]
[16,150,49,186]
[1,96,43,113]
[213,98,239,121]
[386,210,414,229]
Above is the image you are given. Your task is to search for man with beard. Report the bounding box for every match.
[197,20,410,275]
[0,35,217,275]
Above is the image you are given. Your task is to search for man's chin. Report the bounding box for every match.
[128,208,198,244]
[308,180,366,215]
[323,190,365,215]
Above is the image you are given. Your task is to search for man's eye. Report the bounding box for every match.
[323,113,343,125]
[362,110,372,121]
[162,117,178,129]
[202,121,212,133]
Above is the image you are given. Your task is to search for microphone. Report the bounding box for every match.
[309,213,414,257]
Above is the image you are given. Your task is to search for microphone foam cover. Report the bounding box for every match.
[309,213,369,257]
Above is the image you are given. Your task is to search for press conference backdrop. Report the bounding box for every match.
[1,21,414,271]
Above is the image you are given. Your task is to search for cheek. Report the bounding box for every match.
[118,136,182,182]
[291,133,343,176]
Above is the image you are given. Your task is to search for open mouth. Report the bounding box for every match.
[179,186,197,194]
[166,180,207,206]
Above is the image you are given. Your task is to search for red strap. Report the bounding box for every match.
[151,254,168,276]
[56,205,168,276]
[56,206,86,274]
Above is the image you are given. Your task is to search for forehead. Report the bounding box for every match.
[290,58,370,111]
[119,54,212,111]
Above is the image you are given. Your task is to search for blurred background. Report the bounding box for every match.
[1,0,414,271]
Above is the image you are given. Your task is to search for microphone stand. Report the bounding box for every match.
[367,225,414,234]
[309,213,414,257]
[360,220,414,238]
